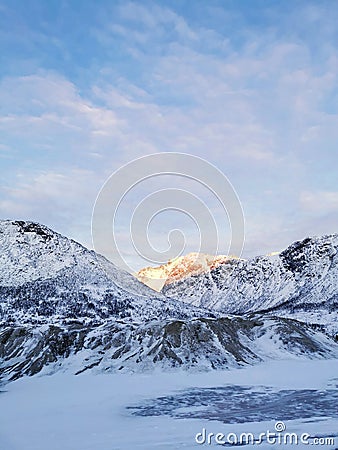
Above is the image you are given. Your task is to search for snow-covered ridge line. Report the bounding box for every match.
[137,252,242,291]
[0,219,337,381]
[0,219,215,325]
[161,233,338,334]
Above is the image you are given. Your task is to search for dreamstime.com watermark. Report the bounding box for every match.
[195,421,335,446]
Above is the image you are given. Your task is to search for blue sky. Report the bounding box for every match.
[1,0,338,269]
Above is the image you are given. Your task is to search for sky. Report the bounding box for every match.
[0,0,338,270]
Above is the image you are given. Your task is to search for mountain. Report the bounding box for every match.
[2,314,337,382]
[162,234,338,335]
[137,252,239,291]
[0,220,337,382]
[0,220,212,325]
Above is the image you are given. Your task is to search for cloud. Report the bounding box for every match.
[1,1,338,262]
[0,168,99,248]
[0,73,121,137]
[300,191,338,215]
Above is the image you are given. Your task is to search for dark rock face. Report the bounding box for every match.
[12,220,54,241]
[1,315,337,382]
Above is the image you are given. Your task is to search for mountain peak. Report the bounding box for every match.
[0,219,216,326]
[1,220,338,380]
[137,252,241,291]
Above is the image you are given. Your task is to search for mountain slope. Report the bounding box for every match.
[1,220,338,382]
[137,252,238,291]
[1,314,337,382]
[0,220,213,325]
[162,234,338,334]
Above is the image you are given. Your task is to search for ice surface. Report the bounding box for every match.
[0,359,337,450]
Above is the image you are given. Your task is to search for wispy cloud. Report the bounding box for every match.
[300,191,338,214]
[0,168,99,247]
[0,0,337,261]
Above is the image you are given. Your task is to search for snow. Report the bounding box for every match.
[163,234,338,335]
[0,220,215,326]
[0,358,337,450]
[0,221,338,449]
[137,253,237,292]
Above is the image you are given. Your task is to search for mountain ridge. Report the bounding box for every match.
[161,233,338,335]
[0,219,215,325]
[137,252,240,291]
[0,219,337,381]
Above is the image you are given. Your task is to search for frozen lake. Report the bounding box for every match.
[1,358,338,449]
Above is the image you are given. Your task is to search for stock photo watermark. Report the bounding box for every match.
[195,422,335,446]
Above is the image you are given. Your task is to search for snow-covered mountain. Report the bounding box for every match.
[137,252,238,291]
[162,234,338,334]
[0,220,212,325]
[0,220,337,382]
[1,314,338,382]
